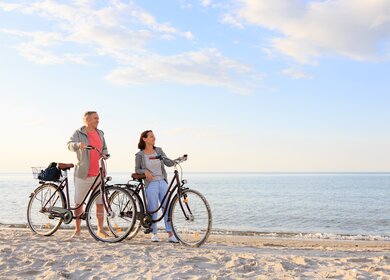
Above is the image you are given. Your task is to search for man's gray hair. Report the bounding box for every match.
[84,111,97,118]
[83,111,97,123]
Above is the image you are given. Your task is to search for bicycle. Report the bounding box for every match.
[27,145,136,243]
[113,154,212,247]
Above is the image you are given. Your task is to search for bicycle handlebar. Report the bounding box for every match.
[151,154,188,164]
[86,145,110,159]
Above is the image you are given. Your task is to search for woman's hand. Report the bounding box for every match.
[145,170,154,181]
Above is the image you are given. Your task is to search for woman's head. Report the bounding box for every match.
[138,130,155,150]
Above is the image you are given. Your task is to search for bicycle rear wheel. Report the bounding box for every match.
[27,183,66,236]
[120,188,144,240]
[169,189,212,247]
[85,186,136,243]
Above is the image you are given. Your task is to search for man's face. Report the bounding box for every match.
[86,113,99,129]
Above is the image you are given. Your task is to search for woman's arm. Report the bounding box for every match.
[135,154,147,174]
[135,154,154,180]
[160,149,175,167]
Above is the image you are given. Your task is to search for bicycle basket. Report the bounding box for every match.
[32,167,46,179]
[32,162,62,181]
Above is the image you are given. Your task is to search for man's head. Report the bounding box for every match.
[83,111,99,129]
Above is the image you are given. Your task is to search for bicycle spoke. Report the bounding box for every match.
[170,189,212,247]
[27,184,65,236]
[86,186,136,243]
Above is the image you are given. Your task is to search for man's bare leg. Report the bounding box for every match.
[96,204,108,237]
[72,204,83,237]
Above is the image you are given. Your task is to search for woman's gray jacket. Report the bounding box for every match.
[67,126,108,179]
[135,147,174,188]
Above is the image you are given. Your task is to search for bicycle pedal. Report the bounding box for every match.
[143,228,152,234]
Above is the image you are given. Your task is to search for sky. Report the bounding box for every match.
[0,0,389,172]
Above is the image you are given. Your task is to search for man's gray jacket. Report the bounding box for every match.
[67,126,108,179]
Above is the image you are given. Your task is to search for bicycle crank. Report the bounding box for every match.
[48,207,73,224]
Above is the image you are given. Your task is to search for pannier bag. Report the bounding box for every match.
[38,162,62,181]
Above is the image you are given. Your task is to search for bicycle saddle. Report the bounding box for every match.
[132,173,146,180]
[57,163,75,171]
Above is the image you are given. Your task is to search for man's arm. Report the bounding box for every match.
[67,130,81,152]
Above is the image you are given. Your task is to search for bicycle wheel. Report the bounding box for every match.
[169,189,212,247]
[123,188,144,240]
[106,187,143,240]
[27,183,66,236]
[85,186,136,243]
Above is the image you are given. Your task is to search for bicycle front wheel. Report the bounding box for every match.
[27,183,66,236]
[170,189,212,247]
[85,186,136,243]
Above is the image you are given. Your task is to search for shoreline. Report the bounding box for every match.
[0,227,389,279]
[1,225,389,251]
[2,222,389,242]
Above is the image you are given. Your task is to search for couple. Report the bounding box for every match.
[67,111,178,243]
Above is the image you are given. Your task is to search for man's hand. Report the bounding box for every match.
[145,170,153,181]
[79,142,88,149]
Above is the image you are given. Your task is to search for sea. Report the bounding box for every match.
[1,172,389,241]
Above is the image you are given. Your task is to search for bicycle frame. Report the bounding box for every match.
[133,165,191,224]
[39,152,112,219]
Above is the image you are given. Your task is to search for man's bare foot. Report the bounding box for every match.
[97,230,109,238]
[70,231,81,238]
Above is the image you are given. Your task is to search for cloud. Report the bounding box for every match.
[220,13,244,29]
[280,67,312,80]
[233,0,390,63]
[0,1,191,56]
[0,0,262,94]
[0,0,261,93]
[200,0,211,7]
[105,48,262,95]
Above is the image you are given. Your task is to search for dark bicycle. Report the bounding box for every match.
[27,145,136,243]
[112,154,212,247]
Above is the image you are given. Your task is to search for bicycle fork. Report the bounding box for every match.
[177,187,194,222]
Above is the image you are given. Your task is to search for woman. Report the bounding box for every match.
[135,130,178,243]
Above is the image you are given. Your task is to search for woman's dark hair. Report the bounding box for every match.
[138,130,154,150]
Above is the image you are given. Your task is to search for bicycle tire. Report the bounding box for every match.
[124,188,144,240]
[27,183,66,236]
[85,186,136,243]
[106,187,143,240]
[169,189,212,247]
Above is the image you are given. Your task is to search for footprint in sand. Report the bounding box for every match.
[17,270,41,277]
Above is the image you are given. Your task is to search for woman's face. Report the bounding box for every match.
[143,131,156,146]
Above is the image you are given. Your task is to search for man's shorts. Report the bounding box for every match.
[74,176,102,205]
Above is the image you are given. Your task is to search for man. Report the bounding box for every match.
[67,111,108,237]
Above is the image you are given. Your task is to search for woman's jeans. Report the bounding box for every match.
[146,179,172,234]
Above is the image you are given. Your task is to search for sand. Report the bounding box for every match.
[0,227,389,279]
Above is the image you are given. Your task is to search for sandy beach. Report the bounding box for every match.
[0,227,389,279]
